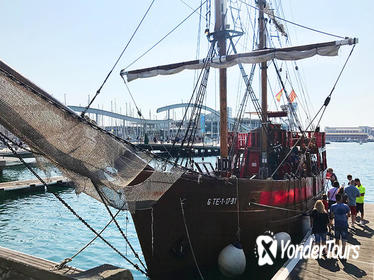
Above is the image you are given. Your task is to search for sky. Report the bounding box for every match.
[0,0,373,129]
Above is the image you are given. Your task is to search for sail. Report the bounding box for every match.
[121,38,357,82]
[0,60,181,211]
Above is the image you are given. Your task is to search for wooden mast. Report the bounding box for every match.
[258,0,268,177]
[215,0,228,159]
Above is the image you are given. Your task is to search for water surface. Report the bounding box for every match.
[0,142,373,279]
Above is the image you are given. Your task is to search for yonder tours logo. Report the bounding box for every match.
[255,231,360,266]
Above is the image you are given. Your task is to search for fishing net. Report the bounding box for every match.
[0,60,183,211]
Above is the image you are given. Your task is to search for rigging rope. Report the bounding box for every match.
[0,131,148,276]
[249,201,306,213]
[120,76,176,160]
[270,44,356,178]
[272,59,303,132]
[239,0,345,39]
[180,198,205,280]
[265,25,311,125]
[81,0,156,117]
[268,0,315,124]
[0,63,214,188]
[0,136,42,156]
[91,181,148,272]
[59,205,125,268]
[172,42,216,166]
[124,1,207,71]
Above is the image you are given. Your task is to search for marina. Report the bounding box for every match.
[0,0,372,279]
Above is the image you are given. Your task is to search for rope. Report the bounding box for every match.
[178,0,208,23]
[0,134,42,156]
[0,131,148,276]
[125,211,129,256]
[235,177,241,240]
[0,63,216,193]
[124,0,207,70]
[272,60,303,132]
[179,198,205,280]
[239,0,345,39]
[58,199,128,268]
[293,44,357,176]
[120,76,174,160]
[81,0,156,117]
[91,181,148,272]
[270,44,356,178]
[173,42,216,165]
[151,207,155,256]
[249,201,305,213]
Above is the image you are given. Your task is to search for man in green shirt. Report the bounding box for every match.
[355,178,366,225]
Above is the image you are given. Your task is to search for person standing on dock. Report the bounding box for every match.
[347,174,353,186]
[327,181,339,209]
[310,200,329,256]
[344,180,361,227]
[326,168,338,184]
[330,193,350,256]
[355,178,366,225]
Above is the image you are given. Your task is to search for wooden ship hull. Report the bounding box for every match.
[132,170,326,279]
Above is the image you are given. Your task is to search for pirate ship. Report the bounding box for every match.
[0,0,357,279]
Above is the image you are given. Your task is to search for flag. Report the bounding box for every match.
[275,88,283,102]
[289,90,297,103]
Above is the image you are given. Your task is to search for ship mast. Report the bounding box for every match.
[215,0,228,159]
[258,0,268,178]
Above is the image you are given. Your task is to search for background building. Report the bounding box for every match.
[324,126,374,142]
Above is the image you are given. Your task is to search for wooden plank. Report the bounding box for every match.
[0,246,134,280]
[0,245,81,279]
[281,203,374,280]
[0,176,66,191]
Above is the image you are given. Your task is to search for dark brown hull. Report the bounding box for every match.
[131,171,325,279]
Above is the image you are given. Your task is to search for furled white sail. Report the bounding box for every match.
[121,38,357,82]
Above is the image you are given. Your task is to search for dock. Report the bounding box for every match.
[0,150,33,158]
[0,176,72,197]
[273,203,374,280]
[0,156,36,176]
[0,245,133,279]
[0,156,30,167]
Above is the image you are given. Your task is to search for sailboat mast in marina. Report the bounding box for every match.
[0,0,358,279]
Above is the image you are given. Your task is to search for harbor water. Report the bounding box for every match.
[0,142,373,279]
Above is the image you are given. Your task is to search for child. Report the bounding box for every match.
[310,200,329,256]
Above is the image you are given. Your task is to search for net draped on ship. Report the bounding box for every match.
[0,60,183,211]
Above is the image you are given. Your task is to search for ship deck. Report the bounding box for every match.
[274,203,374,280]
